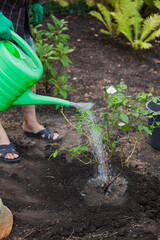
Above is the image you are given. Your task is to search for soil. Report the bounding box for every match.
[0,15,160,240]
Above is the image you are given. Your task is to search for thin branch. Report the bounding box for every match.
[21,227,51,240]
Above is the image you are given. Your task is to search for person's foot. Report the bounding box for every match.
[0,126,20,162]
[22,122,61,142]
[0,143,21,163]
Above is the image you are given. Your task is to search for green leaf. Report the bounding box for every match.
[111,113,119,120]
[120,113,129,123]
[143,126,152,135]
[154,0,160,10]
[152,97,158,103]
[138,125,143,131]
[63,85,73,91]
[80,145,88,152]
[77,125,82,134]
[60,55,71,68]
[51,79,59,87]
[51,68,57,76]
[140,14,160,41]
[132,112,139,117]
[53,88,59,97]
[97,3,112,30]
[52,150,58,158]
[85,109,92,116]
[111,141,119,148]
[93,126,101,133]
[60,88,67,99]
[58,74,69,84]
[100,29,111,35]
[121,124,131,131]
[90,10,107,26]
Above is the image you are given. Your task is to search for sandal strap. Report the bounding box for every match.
[36,126,57,140]
[0,143,19,158]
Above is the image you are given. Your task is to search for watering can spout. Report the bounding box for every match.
[69,101,94,113]
[13,88,94,112]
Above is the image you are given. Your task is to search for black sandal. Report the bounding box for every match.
[24,126,62,143]
[0,143,21,163]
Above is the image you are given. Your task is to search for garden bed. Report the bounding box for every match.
[0,15,160,239]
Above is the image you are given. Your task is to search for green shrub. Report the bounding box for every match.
[32,15,74,101]
[51,82,160,188]
[89,0,160,49]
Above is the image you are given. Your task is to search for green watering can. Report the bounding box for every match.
[0,31,94,112]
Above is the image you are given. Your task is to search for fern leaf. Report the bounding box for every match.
[139,42,152,49]
[97,3,112,30]
[90,10,107,27]
[114,0,125,12]
[113,0,144,42]
[133,40,152,49]
[135,0,144,12]
[100,29,112,35]
[140,14,160,41]
[145,28,160,42]
[126,2,142,16]
[112,12,133,42]
[115,0,143,22]
[115,0,140,15]
[110,0,117,8]
[154,0,160,10]
[101,23,119,37]
[130,12,143,40]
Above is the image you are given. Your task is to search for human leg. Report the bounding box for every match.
[21,30,62,142]
[0,123,20,162]
[22,85,61,142]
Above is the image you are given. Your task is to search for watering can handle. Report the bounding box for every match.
[11,30,42,69]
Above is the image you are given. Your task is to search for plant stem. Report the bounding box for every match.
[103,168,125,193]
[124,132,140,165]
[60,107,100,143]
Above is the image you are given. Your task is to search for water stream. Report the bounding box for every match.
[81,111,128,206]
[87,112,108,186]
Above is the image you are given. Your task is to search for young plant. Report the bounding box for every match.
[32,15,74,100]
[51,82,160,189]
[89,0,160,49]
[89,2,119,38]
[112,0,160,49]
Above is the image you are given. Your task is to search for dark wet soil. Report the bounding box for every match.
[0,15,160,240]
